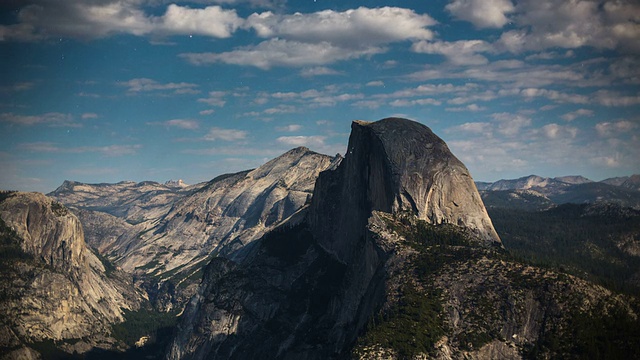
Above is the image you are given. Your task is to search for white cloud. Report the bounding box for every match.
[525,50,575,61]
[0,2,242,41]
[199,109,215,115]
[159,4,243,38]
[389,98,442,107]
[18,142,142,156]
[0,112,79,127]
[181,38,384,69]
[541,123,578,139]
[182,146,282,157]
[495,0,640,54]
[352,100,382,109]
[377,83,478,99]
[406,60,588,88]
[491,112,532,136]
[561,108,593,121]
[366,81,384,87]
[148,119,199,130]
[197,91,227,107]
[182,7,436,69]
[81,112,98,119]
[412,39,492,65]
[264,104,297,114]
[245,7,435,48]
[0,82,34,92]
[520,88,589,104]
[446,0,515,28]
[593,90,640,107]
[276,124,302,132]
[202,0,286,8]
[590,156,622,168]
[595,120,636,137]
[276,135,326,148]
[445,103,486,112]
[118,78,199,94]
[299,67,341,77]
[204,127,248,141]
[446,122,492,135]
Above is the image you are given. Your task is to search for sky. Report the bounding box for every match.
[1,0,639,193]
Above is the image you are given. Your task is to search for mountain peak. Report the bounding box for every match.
[309,117,500,261]
[164,179,187,188]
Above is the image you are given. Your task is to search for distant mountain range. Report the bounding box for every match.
[477,174,640,210]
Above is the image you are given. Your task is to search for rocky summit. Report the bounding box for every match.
[308,118,500,263]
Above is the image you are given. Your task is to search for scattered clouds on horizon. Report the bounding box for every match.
[203,127,248,141]
[18,142,142,156]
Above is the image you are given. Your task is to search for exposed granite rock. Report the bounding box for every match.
[0,192,143,356]
[308,118,500,263]
[49,148,336,311]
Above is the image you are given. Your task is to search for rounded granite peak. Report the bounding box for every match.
[310,117,500,261]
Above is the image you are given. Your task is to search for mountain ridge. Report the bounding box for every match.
[49,146,337,311]
[477,174,640,210]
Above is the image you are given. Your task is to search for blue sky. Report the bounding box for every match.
[1,0,639,192]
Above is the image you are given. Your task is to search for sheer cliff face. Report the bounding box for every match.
[1,193,86,273]
[0,192,142,354]
[309,118,500,262]
[167,118,503,360]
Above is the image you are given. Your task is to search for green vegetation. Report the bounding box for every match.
[92,249,117,276]
[110,308,179,346]
[355,216,477,358]
[0,190,17,203]
[50,201,68,216]
[27,339,83,360]
[524,300,640,359]
[0,217,32,269]
[356,286,445,359]
[135,259,161,272]
[387,212,471,248]
[261,223,314,265]
[489,204,640,294]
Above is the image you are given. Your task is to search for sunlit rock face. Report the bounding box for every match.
[0,192,143,355]
[308,117,500,262]
[50,147,337,311]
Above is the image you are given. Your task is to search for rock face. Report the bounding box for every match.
[167,118,502,359]
[479,174,640,210]
[50,147,336,310]
[308,118,500,262]
[0,192,143,356]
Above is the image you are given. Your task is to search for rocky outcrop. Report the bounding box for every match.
[0,192,143,356]
[167,118,502,359]
[50,179,195,224]
[50,147,336,311]
[308,118,500,262]
[478,174,640,210]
